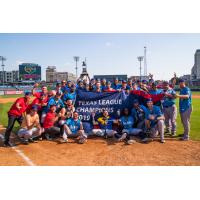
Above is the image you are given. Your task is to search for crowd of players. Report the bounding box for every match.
[3,77,192,147]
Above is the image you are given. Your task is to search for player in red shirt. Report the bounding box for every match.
[4,92,32,147]
[43,104,61,140]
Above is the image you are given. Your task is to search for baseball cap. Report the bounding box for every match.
[25,91,31,96]
[179,79,185,83]
[31,105,38,111]
[163,81,169,85]
[107,81,111,85]
[114,77,118,80]
[146,98,153,103]
[122,80,127,83]
[67,80,71,83]
[133,99,139,104]
[142,80,148,84]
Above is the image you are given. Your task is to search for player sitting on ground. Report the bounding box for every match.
[91,109,117,138]
[144,99,165,143]
[17,105,42,145]
[61,111,87,144]
[114,108,143,144]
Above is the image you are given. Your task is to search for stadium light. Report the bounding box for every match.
[73,56,80,80]
[0,56,7,86]
[137,56,144,81]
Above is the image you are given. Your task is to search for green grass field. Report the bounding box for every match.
[0,94,199,140]
[0,94,24,98]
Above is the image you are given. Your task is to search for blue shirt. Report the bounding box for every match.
[46,97,64,112]
[145,105,163,127]
[65,118,82,134]
[112,84,121,90]
[120,116,134,129]
[131,105,147,122]
[62,92,76,102]
[162,88,176,107]
[179,87,192,113]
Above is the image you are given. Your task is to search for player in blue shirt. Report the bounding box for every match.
[116,108,142,144]
[112,77,121,90]
[131,99,147,129]
[61,111,87,144]
[145,99,165,143]
[175,79,192,140]
[162,81,177,136]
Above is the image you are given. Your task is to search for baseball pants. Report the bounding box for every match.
[150,120,165,141]
[180,106,192,140]
[163,105,177,133]
[4,114,23,143]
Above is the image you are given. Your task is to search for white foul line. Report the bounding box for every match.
[0,133,36,166]
[11,146,36,166]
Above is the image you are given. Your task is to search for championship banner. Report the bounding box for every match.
[75,90,127,122]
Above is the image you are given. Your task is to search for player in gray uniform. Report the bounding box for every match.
[175,79,192,141]
[162,81,177,136]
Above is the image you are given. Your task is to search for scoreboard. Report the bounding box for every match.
[19,63,41,81]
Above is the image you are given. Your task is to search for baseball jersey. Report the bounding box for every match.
[65,118,82,134]
[46,97,64,112]
[131,105,147,122]
[179,87,192,113]
[120,116,134,129]
[162,88,176,107]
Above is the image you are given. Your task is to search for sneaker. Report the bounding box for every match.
[78,137,87,144]
[141,137,152,143]
[28,138,38,143]
[180,137,189,141]
[45,133,52,141]
[21,139,29,145]
[126,139,136,145]
[171,132,176,137]
[3,141,13,147]
[118,133,127,142]
[59,138,68,143]
[160,140,165,143]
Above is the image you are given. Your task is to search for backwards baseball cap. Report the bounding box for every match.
[25,91,31,96]
[179,79,185,83]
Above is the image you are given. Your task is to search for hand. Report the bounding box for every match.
[149,115,155,120]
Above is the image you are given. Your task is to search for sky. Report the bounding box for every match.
[0,33,199,81]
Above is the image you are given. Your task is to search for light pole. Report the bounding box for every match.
[137,56,144,81]
[73,56,80,80]
[0,56,7,86]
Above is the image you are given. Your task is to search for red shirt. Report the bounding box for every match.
[8,97,29,117]
[27,97,48,112]
[103,88,116,92]
[34,92,48,103]
[43,111,56,129]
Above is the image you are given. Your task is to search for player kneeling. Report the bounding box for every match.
[17,105,43,145]
[144,99,165,143]
[61,111,87,144]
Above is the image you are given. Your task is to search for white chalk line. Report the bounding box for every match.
[11,146,36,166]
[1,133,36,166]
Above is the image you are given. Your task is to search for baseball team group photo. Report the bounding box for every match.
[0,33,200,166]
